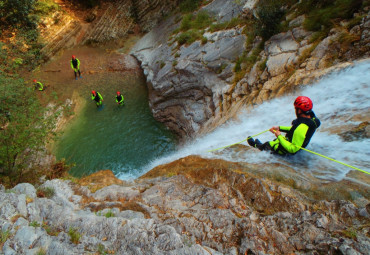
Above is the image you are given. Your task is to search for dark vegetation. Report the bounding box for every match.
[172,0,367,84]
[0,0,69,187]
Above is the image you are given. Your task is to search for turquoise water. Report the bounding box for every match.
[56,72,177,179]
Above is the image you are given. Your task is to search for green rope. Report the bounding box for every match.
[208,128,368,175]
[207,129,270,152]
[296,145,370,175]
[269,130,368,175]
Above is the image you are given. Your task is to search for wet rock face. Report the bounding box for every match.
[1,157,369,254]
[340,121,370,141]
[131,20,246,138]
[131,1,370,138]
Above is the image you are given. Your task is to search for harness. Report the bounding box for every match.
[275,116,321,155]
[72,59,78,68]
[93,93,101,102]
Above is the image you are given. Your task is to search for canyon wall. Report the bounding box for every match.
[131,0,370,138]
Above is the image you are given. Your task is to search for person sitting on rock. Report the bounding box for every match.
[115,91,124,106]
[33,79,44,91]
[91,90,103,107]
[71,55,82,80]
[247,96,321,155]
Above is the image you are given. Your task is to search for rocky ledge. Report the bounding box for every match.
[1,156,369,255]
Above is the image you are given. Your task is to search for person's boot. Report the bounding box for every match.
[247,136,256,147]
[255,139,262,148]
[247,137,263,150]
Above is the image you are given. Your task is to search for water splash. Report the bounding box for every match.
[135,60,370,181]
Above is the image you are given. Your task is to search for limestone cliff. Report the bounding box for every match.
[1,157,369,254]
[130,0,370,138]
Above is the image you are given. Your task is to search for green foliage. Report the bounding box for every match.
[68,227,81,244]
[0,29,43,74]
[258,59,267,71]
[42,221,59,236]
[34,0,60,16]
[0,0,36,28]
[192,11,212,29]
[36,248,47,255]
[201,36,208,45]
[1,230,10,245]
[255,0,286,40]
[178,11,213,32]
[175,11,213,45]
[177,30,204,45]
[37,187,55,198]
[301,0,363,32]
[104,210,115,218]
[30,221,41,227]
[210,17,246,32]
[0,76,58,180]
[97,244,107,255]
[342,228,357,239]
[179,0,203,13]
[179,14,193,31]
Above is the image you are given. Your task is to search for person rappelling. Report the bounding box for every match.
[71,55,82,80]
[247,96,321,155]
[115,91,124,106]
[33,79,44,91]
[91,90,103,107]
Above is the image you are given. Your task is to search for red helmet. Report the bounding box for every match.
[92,90,96,95]
[116,91,120,95]
[33,79,37,82]
[72,55,76,59]
[294,96,313,112]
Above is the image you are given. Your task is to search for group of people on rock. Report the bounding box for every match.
[33,55,125,108]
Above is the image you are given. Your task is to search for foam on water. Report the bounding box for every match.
[134,60,370,181]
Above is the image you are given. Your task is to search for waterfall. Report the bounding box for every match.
[119,60,370,181]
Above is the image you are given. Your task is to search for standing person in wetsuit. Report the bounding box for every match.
[247,96,321,155]
[115,91,124,106]
[91,90,103,107]
[71,55,82,80]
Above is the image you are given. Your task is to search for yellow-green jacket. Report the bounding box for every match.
[269,114,321,155]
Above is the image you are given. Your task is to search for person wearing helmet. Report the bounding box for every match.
[33,79,44,91]
[71,55,82,80]
[247,96,321,155]
[115,91,124,106]
[91,90,103,107]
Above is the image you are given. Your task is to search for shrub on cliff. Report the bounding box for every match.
[0,76,58,184]
[179,0,203,13]
[0,0,37,28]
[301,0,364,32]
[255,0,286,40]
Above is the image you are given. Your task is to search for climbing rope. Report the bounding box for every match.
[208,129,369,175]
[207,129,270,152]
[294,145,370,175]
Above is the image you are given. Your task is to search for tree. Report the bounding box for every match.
[0,0,36,28]
[255,0,286,40]
[0,75,58,182]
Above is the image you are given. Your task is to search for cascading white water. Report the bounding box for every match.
[119,60,370,182]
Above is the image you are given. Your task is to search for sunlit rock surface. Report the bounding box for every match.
[1,156,369,254]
